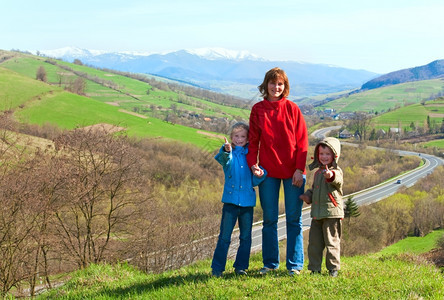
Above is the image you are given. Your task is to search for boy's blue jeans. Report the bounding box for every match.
[259,176,305,270]
[211,203,254,272]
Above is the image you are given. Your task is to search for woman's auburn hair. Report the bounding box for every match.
[258,67,290,99]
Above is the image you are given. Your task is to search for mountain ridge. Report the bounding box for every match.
[361,59,444,90]
[33,47,378,99]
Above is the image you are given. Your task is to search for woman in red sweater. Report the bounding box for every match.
[247,67,308,275]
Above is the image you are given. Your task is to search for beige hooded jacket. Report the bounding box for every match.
[304,137,344,220]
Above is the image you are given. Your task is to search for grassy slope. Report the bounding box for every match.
[319,79,444,113]
[0,52,247,149]
[1,52,251,120]
[39,230,444,299]
[371,98,444,149]
[0,65,222,149]
[0,67,53,110]
[372,98,444,129]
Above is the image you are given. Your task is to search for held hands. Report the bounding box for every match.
[223,137,232,152]
[299,194,311,205]
[251,164,264,178]
[323,165,334,179]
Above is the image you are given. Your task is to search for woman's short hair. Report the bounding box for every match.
[258,67,290,99]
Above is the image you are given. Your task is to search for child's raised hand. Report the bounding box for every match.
[223,137,232,152]
[323,165,334,179]
[252,164,264,178]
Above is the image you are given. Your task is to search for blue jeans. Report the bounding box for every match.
[259,176,305,270]
[211,203,254,272]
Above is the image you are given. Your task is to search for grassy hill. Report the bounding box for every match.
[0,51,250,118]
[319,79,444,113]
[0,50,256,149]
[0,66,224,148]
[371,98,444,129]
[36,230,444,299]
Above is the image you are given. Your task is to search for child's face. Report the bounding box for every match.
[231,128,248,147]
[318,145,334,166]
[267,78,285,101]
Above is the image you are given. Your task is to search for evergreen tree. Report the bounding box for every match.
[344,196,360,225]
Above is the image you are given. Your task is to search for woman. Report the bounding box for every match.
[247,67,308,275]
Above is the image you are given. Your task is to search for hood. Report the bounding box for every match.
[308,137,341,171]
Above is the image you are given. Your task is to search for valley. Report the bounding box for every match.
[1,48,444,299]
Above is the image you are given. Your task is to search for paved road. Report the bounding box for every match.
[229,126,444,256]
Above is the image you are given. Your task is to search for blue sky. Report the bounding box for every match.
[2,0,443,73]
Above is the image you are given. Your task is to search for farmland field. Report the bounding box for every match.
[371,98,444,130]
[319,79,444,113]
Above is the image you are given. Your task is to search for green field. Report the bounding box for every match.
[0,53,229,149]
[0,67,54,110]
[319,79,444,113]
[371,98,444,130]
[1,52,251,121]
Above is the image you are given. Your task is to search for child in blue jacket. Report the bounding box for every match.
[211,122,266,277]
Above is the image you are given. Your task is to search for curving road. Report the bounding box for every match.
[229,126,444,255]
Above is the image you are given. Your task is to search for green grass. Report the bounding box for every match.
[372,98,444,129]
[424,139,444,149]
[0,67,54,110]
[378,229,444,256]
[320,79,444,113]
[0,51,235,149]
[14,89,222,149]
[54,59,251,119]
[37,231,444,299]
[1,51,251,127]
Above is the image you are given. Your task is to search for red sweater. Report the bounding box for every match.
[247,97,308,179]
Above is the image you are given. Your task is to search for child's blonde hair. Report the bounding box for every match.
[230,122,249,139]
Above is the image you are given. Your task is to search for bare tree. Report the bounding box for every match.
[36,66,47,82]
[51,126,146,268]
[348,112,372,141]
[65,77,86,95]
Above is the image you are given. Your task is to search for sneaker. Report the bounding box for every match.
[235,269,248,276]
[259,267,273,275]
[288,269,301,276]
[212,270,223,278]
[310,271,321,275]
[329,270,338,277]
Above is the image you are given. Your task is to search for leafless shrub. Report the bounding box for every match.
[36,66,47,82]
[51,127,149,269]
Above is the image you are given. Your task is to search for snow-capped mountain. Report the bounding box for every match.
[186,48,263,61]
[34,46,378,98]
[35,46,261,62]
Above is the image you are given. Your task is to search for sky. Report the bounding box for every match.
[1,0,444,74]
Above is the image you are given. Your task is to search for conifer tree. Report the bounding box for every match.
[344,196,360,225]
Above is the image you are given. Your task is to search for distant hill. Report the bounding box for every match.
[319,78,444,113]
[34,47,378,99]
[361,59,444,90]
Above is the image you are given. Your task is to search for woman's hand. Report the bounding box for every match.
[292,169,304,187]
[252,164,264,177]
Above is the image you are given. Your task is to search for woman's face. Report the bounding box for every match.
[267,78,285,101]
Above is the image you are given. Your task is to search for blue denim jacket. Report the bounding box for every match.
[215,144,266,207]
